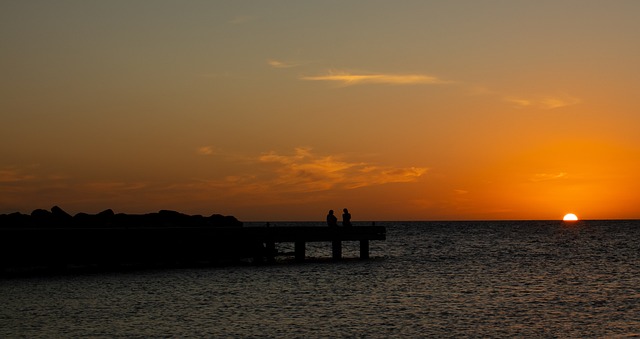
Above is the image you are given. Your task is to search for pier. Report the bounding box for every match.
[0,225,386,273]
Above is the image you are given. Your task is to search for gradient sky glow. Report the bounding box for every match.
[2,1,640,221]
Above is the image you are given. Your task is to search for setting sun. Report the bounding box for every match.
[563,213,579,221]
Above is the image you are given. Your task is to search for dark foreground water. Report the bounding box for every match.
[2,220,640,337]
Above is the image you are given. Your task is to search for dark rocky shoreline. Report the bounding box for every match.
[0,206,243,229]
[0,206,253,276]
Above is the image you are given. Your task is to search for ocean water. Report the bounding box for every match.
[2,220,640,337]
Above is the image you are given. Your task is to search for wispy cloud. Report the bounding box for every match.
[504,97,533,107]
[539,96,581,109]
[505,95,581,110]
[301,71,451,86]
[138,148,427,202]
[0,168,35,183]
[464,82,582,110]
[530,172,568,182]
[0,149,428,213]
[258,147,427,192]
[197,146,216,156]
[268,59,301,69]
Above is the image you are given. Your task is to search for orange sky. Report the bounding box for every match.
[2,1,639,221]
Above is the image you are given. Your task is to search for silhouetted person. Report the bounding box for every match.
[342,208,352,227]
[327,210,338,227]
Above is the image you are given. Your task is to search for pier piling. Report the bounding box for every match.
[332,240,342,260]
[295,241,306,262]
[360,240,370,260]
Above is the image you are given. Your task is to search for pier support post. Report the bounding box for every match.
[332,240,342,260]
[266,241,276,263]
[295,241,305,262]
[360,239,370,260]
[253,241,265,264]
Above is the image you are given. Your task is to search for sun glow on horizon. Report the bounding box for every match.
[563,213,579,221]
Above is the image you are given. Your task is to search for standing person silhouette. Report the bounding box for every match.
[327,210,338,227]
[342,208,352,227]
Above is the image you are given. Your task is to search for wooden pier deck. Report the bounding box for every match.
[1,226,386,272]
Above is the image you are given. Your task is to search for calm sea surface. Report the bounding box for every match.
[2,220,640,337]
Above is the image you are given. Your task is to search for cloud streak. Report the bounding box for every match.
[0,149,428,213]
[301,71,451,86]
[465,83,581,110]
[539,96,581,109]
[258,147,427,192]
[530,172,568,182]
[197,146,216,156]
[504,95,581,110]
[268,59,300,69]
[0,168,35,183]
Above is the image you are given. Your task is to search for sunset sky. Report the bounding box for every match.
[2,1,640,221]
